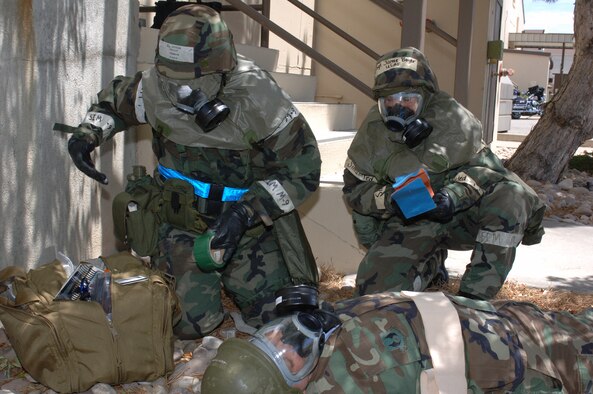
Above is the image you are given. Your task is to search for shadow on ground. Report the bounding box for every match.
[546,275,593,293]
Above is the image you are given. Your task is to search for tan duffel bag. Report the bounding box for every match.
[0,251,180,393]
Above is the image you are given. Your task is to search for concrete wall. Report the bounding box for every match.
[501,0,524,38]
[268,0,315,75]
[0,0,138,269]
[503,49,550,93]
[549,47,574,77]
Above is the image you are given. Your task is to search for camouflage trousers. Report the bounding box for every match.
[153,223,293,339]
[355,181,536,299]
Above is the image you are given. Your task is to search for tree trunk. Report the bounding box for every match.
[506,0,593,183]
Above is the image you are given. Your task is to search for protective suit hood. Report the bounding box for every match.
[142,55,299,149]
[347,91,485,180]
[155,4,237,79]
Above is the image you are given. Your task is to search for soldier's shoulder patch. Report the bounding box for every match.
[382,329,406,351]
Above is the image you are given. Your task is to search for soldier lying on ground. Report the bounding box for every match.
[202,290,593,393]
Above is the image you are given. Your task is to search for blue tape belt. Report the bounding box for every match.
[157,164,248,202]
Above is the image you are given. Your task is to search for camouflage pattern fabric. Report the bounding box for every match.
[354,180,541,299]
[70,8,321,338]
[343,48,545,300]
[154,223,293,339]
[373,47,439,98]
[155,5,237,79]
[305,292,593,393]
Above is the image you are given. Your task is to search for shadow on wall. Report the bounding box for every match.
[0,1,137,269]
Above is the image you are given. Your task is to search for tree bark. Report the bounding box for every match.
[506,0,593,183]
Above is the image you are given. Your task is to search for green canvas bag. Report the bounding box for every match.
[0,252,181,393]
[112,167,163,257]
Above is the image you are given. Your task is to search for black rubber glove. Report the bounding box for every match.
[210,202,259,263]
[428,189,455,223]
[67,134,108,185]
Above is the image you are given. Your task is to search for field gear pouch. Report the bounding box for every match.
[113,168,162,257]
[0,252,180,393]
[161,178,208,234]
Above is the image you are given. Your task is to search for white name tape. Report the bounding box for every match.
[83,111,115,139]
[159,40,194,63]
[274,106,300,134]
[476,230,523,248]
[454,171,484,196]
[374,185,388,211]
[135,80,146,123]
[345,158,376,182]
[375,56,418,77]
[258,179,295,213]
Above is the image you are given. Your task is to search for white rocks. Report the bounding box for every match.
[89,383,117,394]
[529,168,593,225]
[558,178,574,190]
[200,336,222,351]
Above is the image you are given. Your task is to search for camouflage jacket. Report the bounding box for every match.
[306,292,593,393]
[75,55,321,221]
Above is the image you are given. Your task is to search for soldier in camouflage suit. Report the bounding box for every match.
[342,47,546,300]
[60,4,321,339]
[202,291,593,393]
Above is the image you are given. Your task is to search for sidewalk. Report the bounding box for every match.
[446,218,593,293]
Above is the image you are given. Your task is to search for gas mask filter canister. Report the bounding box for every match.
[160,74,230,132]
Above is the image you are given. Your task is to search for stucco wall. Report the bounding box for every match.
[311,0,496,128]
[0,0,138,269]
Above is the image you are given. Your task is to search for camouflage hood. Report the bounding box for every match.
[155,4,237,79]
[373,47,439,99]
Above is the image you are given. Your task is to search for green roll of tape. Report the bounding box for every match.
[194,231,226,271]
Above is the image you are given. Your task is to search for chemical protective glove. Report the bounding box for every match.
[210,201,259,263]
[427,189,455,223]
[68,134,108,185]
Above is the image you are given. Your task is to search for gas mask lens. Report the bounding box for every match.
[378,91,423,132]
[250,312,323,387]
[159,75,230,132]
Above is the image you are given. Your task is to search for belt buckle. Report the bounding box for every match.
[195,196,228,216]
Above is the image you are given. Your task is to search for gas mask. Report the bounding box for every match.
[159,73,229,132]
[250,309,341,388]
[378,91,433,148]
[244,285,342,388]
